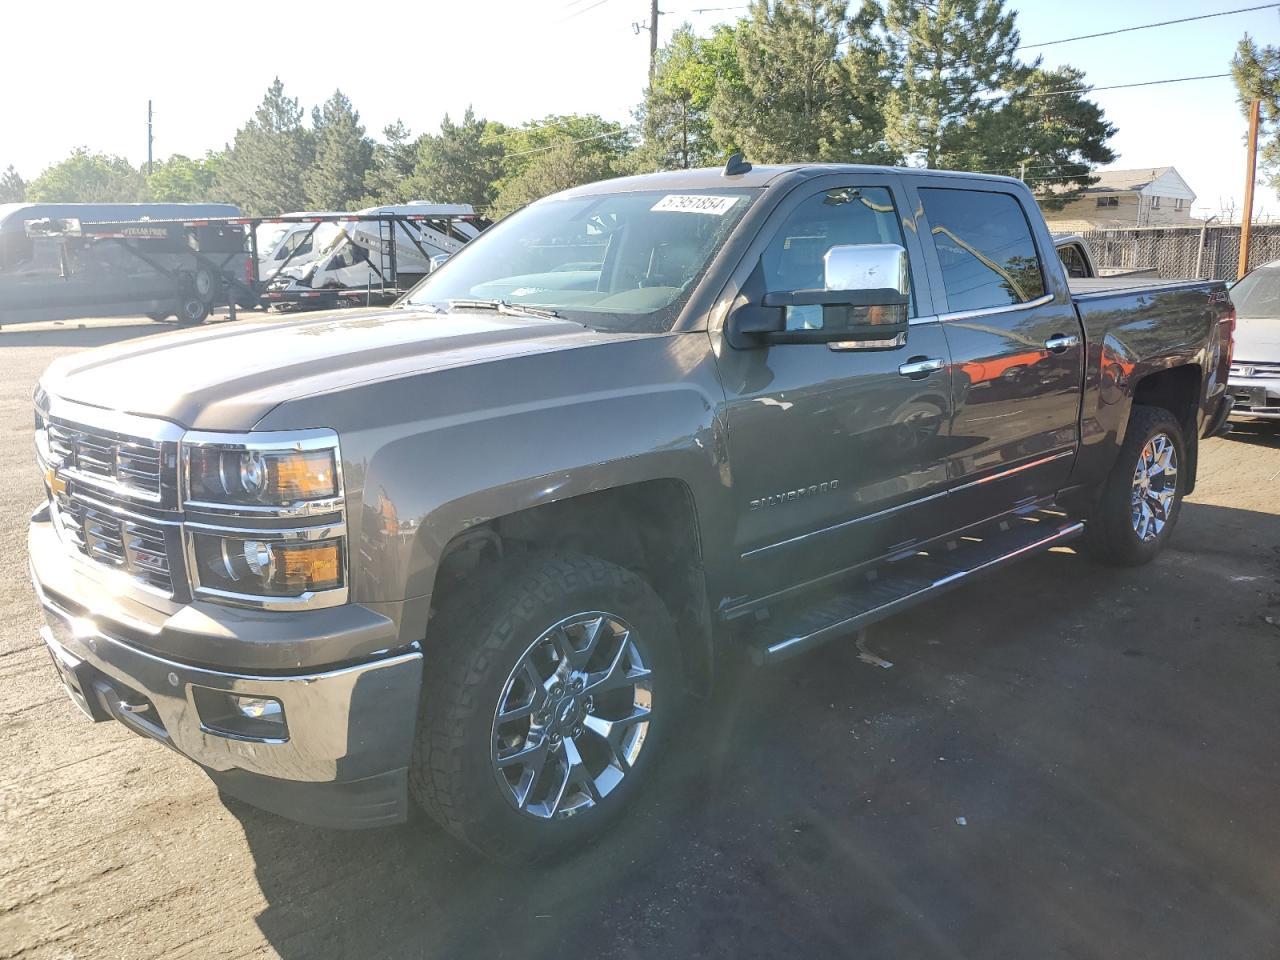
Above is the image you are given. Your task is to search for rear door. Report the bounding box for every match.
[909,180,1085,521]
[714,174,954,603]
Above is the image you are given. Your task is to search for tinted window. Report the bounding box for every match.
[920,188,1045,312]
[1230,265,1280,318]
[762,186,911,329]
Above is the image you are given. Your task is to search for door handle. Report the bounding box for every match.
[898,357,945,379]
[1044,333,1080,353]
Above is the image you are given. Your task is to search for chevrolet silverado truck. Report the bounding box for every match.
[29,161,1235,860]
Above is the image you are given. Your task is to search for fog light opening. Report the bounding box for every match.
[192,687,289,742]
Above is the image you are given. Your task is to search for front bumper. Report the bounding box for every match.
[30,514,424,830]
[1228,375,1280,420]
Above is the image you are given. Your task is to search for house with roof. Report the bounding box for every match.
[1041,167,1198,231]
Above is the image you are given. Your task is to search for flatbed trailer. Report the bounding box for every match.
[6,211,489,325]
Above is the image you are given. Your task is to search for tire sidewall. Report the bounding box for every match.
[419,556,680,860]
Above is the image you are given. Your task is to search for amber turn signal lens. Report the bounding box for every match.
[267,451,337,502]
[274,541,342,592]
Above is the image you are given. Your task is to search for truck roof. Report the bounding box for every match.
[559,163,1026,197]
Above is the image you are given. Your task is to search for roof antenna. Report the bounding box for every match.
[723,152,752,177]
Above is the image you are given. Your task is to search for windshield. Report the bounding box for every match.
[1231,265,1280,318]
[404,187,759,332]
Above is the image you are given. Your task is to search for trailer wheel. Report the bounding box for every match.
[193,266,218,302]
[175,297,210,325]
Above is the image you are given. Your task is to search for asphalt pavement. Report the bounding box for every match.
[2,315,1279,959]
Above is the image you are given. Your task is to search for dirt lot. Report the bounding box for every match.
[2,317,1280,960]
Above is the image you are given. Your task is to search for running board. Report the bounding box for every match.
[747,512,1084,665]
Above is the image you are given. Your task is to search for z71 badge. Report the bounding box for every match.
[749,480,839,511]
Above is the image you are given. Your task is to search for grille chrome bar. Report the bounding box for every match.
[45,420,175,504]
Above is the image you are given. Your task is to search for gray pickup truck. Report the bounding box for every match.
[29,161,1235,860]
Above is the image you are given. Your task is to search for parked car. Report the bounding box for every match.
[29,162,1234,861]
[1227,257,1280,421]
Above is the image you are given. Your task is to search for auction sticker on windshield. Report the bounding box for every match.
[651,194,742,215]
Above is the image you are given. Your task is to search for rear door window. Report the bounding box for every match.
[919,188,1046,312]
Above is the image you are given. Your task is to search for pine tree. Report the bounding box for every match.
[958,65,1116,209]
[709,0,894,164]
[0,165,25,202]
[405,107,507,210]
[215,78,315,215]
[363,121,418,204]
[304,90,374,210]
[881,0,1027,169]
[1232,34,1280,192]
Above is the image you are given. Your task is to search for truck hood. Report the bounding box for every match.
[1233,315,1280,362]
[41,306,632,430]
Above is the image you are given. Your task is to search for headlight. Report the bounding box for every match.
[186,446,338,507]
[190,529,344,599]
[181,430,347,609]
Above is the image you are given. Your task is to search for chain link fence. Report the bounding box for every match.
[1077,224,1280,280]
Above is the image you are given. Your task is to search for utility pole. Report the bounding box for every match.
[147,100,154,176]
[634,1,661,86]
[1238,97,1261,279]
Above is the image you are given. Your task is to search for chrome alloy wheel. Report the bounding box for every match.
[490,612,653,819]
[1130,432,1178,542]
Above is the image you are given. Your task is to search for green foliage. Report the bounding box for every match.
[491,115,633,218]
[881,0,1028,169]
[215,78,315,215]
[1232,34,1280,192]
[957,65,1116,209]
[363,121,419,204]
[27,149,147,202]
[405,107,507,210]
[305,90,374,210]
[637,23,740,169]
[710,0,894,164]
[0,165,25,202]
[145,152,223,202]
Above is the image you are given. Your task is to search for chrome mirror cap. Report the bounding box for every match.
[824,243,909,295]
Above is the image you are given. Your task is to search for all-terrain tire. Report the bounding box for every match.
[1083,404,1187,566]
[410,552,680,861]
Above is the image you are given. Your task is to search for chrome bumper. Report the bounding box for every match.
[33,562,423,828]
[1228,377,1280,420]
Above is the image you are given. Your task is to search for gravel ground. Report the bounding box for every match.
[2,316,1279,960]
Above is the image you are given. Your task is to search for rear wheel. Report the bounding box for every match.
[411,552,679,861]
[174,296,210,325]
[1083,404,1186,566]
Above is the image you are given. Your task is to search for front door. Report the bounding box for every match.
[909,181,1085,522]
[714,176,954,607]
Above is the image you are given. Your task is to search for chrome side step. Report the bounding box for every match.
[747,511,1084,665]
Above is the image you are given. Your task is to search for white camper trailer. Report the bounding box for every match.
[279,203,480,293]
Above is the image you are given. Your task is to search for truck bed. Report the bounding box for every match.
[1069,275,1210,298]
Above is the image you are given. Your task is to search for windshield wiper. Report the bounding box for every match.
[446,298,561,320]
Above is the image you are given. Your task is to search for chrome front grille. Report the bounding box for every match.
[47,422,166,500]
[1231,360,1280,380]
[51,490,176,594]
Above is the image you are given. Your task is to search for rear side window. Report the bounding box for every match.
[1058,243,1089,278]
[919,188,1045,312]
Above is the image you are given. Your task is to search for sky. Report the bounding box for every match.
[2,0,1276,219]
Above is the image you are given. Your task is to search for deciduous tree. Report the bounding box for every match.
[26,149,146,202]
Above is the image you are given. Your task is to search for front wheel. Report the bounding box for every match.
[411,553,680,860]
[1083,404,1187,566]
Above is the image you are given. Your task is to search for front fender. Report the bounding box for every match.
[257,332,732,615]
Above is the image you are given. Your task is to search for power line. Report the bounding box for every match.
[502,128,631,160]
[1019,3,1280,50]
[558,0,616,23]
[1022,72,1232,98]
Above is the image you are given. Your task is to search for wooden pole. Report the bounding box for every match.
[1238,98,1261,279]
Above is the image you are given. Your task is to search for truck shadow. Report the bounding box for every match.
[1224,420,1280,448]
[229,499,1280,960]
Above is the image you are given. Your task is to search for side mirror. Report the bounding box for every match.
[429,253,451,273]
[727,243,910,349]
